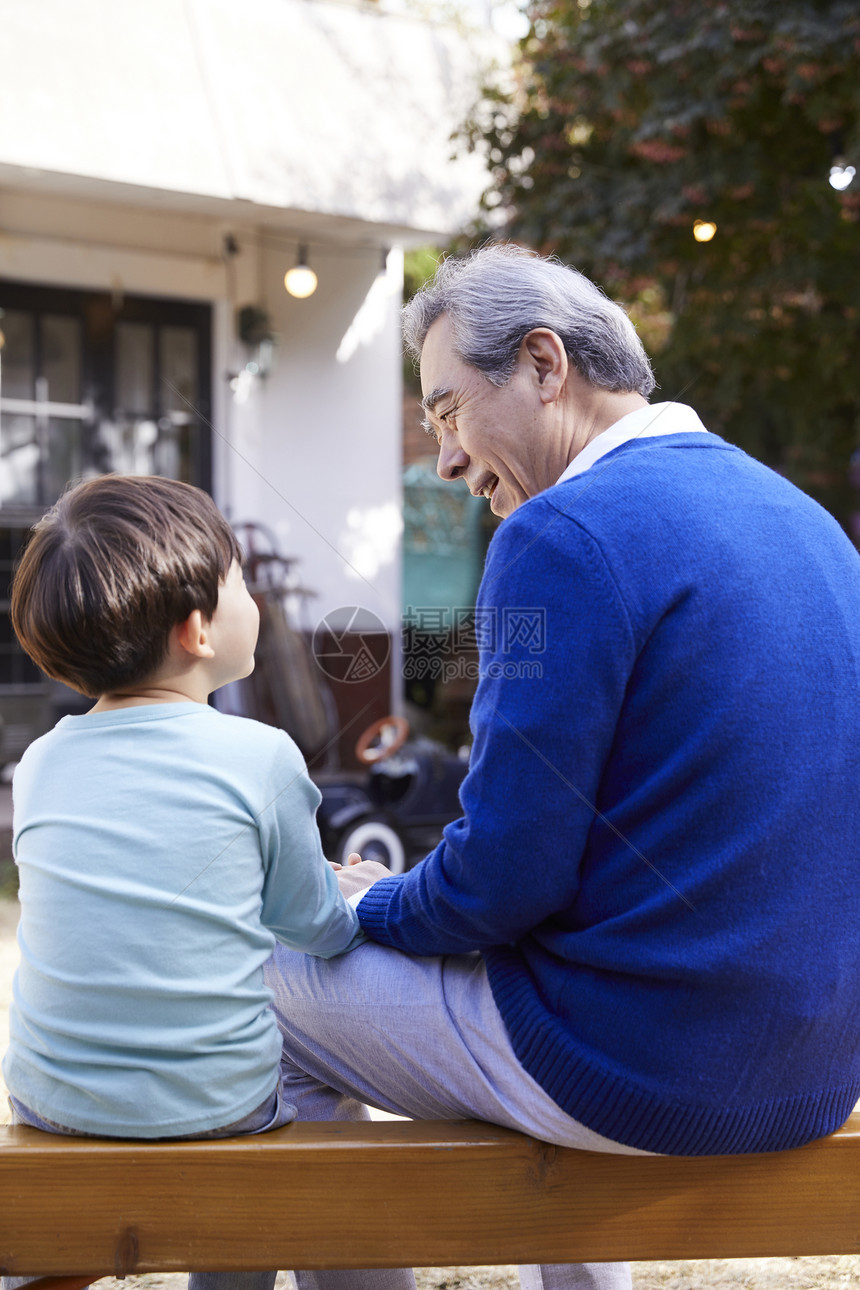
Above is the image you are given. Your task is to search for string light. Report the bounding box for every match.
[284,246,318,299]
[693,220,717,243]
[829,161,856,191]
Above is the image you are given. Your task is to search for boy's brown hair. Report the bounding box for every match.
[11,475,242,698]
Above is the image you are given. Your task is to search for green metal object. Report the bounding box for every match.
[402,459,486,614]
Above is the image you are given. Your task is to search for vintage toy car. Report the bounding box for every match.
[315,716,469,873]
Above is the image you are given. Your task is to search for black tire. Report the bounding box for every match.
[335,817,407,874]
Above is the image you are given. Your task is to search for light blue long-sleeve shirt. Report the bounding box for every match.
[3,703,362,1137]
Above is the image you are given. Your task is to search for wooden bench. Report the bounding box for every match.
[2,1113,860,1289]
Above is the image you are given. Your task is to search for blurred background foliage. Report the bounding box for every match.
[403,246,443,388]
[467,0,860,531]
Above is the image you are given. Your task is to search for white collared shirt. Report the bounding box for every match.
[556,402,709,485]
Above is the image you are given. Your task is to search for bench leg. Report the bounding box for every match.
[189,1274,277,1290]
[521,1266,632,1290]
[295,1271,417,1290]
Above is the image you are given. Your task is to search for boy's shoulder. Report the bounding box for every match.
[187,706,306,766]
[19,704,304,772]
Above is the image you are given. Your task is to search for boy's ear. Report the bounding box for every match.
[175,609,215,660]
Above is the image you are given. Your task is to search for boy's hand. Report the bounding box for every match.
[335,857,392,897]
[329,852,364,871]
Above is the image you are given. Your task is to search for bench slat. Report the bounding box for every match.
[2,1115,859,1275]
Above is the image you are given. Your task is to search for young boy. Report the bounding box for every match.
[3,475,363,1287]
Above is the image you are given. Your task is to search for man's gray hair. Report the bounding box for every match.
[402,243,656,398]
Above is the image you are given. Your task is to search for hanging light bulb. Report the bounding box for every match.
[829,159,856,191]
[693,220,717,243]
[284,246,318,299]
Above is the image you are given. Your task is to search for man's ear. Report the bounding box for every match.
[175,609,215,660]
[521,328,568,403]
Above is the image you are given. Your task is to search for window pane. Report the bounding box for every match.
[116,322,154,415]
[42,315,82,404]
[0,524,44,687]
[153,424,183,480]
[94,415,158,477]
[0,310,35,400]
[0,413,39,506]
[160,326,197,414]
[44,418,82,501]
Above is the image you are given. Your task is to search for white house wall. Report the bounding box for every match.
[221,242,404,642]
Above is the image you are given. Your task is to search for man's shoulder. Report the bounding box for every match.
[491,435,733,535]
[541,432,830,540]
[479,487,624,608]
[549,433,739,507]
[481,432,856,598]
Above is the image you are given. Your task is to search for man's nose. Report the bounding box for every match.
[437,438,469,482]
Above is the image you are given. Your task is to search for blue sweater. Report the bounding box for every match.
[358,431,860,1154]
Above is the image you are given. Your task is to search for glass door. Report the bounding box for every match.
[0,280,213,760]
[0,282,211,507]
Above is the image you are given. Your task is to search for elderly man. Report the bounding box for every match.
[263,245,860,1290]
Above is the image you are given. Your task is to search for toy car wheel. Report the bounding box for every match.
[335,817,407,875]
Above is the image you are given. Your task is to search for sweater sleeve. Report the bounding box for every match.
[357,501,636,955]
[257,734,365,957]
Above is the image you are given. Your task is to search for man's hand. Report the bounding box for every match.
[334,854,393,898]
